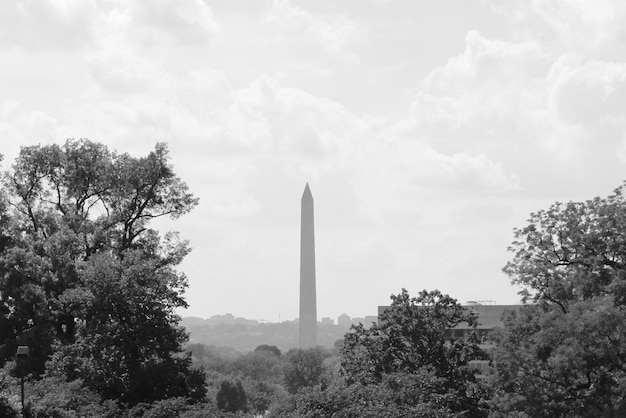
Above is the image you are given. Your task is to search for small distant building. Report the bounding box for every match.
[349,316,377,329]
[338,313,351,329]
[351,317,364,326]
[321,317,334,325]
[337,313,378,329]
[444,304,521,343]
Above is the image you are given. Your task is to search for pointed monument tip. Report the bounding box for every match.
[302,182,312,198]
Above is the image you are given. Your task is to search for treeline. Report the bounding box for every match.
[2,140,626,417]
[182,318,353,352]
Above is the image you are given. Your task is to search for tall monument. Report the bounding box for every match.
[299,183,317,348]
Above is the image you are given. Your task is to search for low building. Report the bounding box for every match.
[444,304,520,343]
[337,313,352,329]
[321,317,334,325]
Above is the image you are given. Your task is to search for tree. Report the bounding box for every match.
[0,139,204,404]
[492,183,626,417]
[254,344,281,357]
[270,371,458,418]
[0,364,21,418]
[340,289,487,416]
[216,380,248,413]
[229,346,283,382]
[283,347,330,394]
[22,374,121,418]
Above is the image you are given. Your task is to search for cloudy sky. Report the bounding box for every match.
[2,0,626,322]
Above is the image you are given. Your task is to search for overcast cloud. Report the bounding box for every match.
[2,0,625,321]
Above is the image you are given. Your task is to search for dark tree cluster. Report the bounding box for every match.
[0,140,205,414]
[216,380,248,413]
[490,183,626,417]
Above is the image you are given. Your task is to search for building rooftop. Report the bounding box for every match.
[377,304,522,330]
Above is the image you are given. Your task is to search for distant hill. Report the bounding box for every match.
[181,315,369,353]
[182,313,259,327]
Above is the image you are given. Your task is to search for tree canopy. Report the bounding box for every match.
[0,139,204,405]
[338,289,487,416]
[283,347,330,394]
[492,183,626,417]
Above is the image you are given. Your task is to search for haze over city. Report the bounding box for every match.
[2,0,626,322]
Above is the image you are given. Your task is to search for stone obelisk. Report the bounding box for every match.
[299,183,317,348]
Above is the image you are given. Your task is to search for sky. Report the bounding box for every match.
[2,0,626,322]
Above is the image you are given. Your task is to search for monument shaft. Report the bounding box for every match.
[299,183,317,348]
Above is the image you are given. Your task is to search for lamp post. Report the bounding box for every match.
[16,345,29,413]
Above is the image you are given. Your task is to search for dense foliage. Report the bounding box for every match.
[0,140,205,411]
[339,289,487,417]
[263,290,489,417]
[216,380,248,413]
[491,183,626,417]
[283,347,329,394]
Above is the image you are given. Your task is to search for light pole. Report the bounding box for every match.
[16,345,29,413]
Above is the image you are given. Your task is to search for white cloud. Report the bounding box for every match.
[405,31,551,182]
[0,102,60,157]
[410,31,549,142]
[410,151,521,193]
[548,57,626,125]
[487,0,626,59]
[536,0,626,54]
[402,25,626,198]
[85,49,168,94]
[423,31,547,95]
[264,0,360,62]
[0,0,96,50]
[100,0,217,47]
[227,76,355,158]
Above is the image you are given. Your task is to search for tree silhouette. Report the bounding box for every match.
[216,380,247,413]
[0,139,204,404]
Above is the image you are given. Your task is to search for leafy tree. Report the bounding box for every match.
[340,289,487,416]
[0,364,21,418]
[216,380,248,413]
[127,397,244,418]
[229,347,283,383]
[190,343,285,415]
[50,249,206,404]
[492,184,626,417]
[0,398,19,418]
[283,347,330,394]
[254,344,281,357]
[270,371,457,418]
[22,374,122,418]
[244,380,285,415]
[0,139,203,404]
